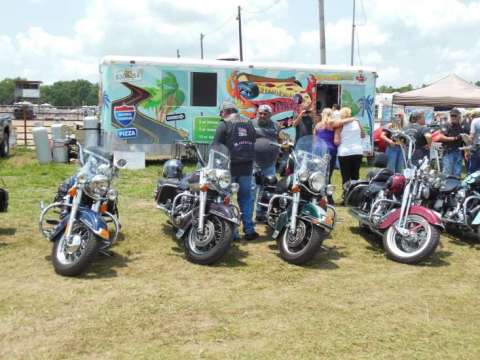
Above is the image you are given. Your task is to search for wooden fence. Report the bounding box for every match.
[0,106,90,148]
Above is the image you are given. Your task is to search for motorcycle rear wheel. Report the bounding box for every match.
[383,214,440,264]
[184,216,233,265]
[52,221,99,276]
[278,219,325,265]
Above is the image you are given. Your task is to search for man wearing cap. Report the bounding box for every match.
[252,104,281,222]
[213,101,259,240]
[380,110,405,173]
[436,108,465,177]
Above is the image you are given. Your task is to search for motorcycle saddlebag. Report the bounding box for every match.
[155,180,181,206]
[0,188,8,212]
[343,181,369,208]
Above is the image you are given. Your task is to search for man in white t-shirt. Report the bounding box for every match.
[469,116,480,174]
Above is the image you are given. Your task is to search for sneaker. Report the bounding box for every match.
[244,231,259,241]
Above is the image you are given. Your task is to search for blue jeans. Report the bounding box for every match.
[254,163,276,218]
[468,149,480,175]
[442,149,463,177]
[232,174,255,235]
[385,145,405,173]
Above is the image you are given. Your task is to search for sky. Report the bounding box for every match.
[1,0,479,86]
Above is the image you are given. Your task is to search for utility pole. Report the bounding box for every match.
[176,49,180,58]
[237,5,244,61]
[200,33,205,59]
[318,0,326,64]
[350,0,356,66]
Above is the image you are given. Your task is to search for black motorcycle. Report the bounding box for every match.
[0,177,7,213]
[155,141,240,265]
[417,146,480,239]
[256,135,336,264]
[39,146,125,276]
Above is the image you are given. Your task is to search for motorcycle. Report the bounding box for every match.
[39,145,125,276]
[344,130,443,264]
[155,141,240,265]
[419,144,480,239]
[256,135,336,265]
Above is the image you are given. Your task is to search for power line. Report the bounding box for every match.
[203,15,235,37]
[243,0,281,14]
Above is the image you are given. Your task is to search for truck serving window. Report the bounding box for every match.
[191,72,217,106]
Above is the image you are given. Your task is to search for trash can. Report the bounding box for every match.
[83,116,99,148]
[32,126,52,164]
[52,139,68,163]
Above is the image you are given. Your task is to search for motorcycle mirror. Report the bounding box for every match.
[116,159,127,168]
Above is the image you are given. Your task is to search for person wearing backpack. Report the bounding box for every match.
[213,102,259,240]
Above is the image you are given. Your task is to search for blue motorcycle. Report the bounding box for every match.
[40,146,126,276]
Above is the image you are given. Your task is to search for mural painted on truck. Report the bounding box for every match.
[101,65,375,149]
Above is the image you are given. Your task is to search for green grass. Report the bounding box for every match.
[1,150,480,359]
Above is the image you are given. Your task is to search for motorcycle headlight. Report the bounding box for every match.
[107,189,118,201]
[421,186,430,199]
[216,170,231,189]
[326,184,336,196]
[230,182,239,193]
[85,175,110,199]
[308,171,326,193]
[299,169,309,182]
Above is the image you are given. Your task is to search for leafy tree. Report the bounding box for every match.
[475,81,480,87]
[376,84,414,93]
[0,78,25,104]
[40,80,98,106]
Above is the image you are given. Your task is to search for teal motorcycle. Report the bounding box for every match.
[257,135,336,265]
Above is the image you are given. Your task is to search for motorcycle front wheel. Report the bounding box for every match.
[383,214,440,264]
[184,216,233,265]
[278,219,325,265]
[52,221,99,276]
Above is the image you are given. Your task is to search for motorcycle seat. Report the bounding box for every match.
[440,178,461,193]
[367,168,393,182]
[158,178,181,187]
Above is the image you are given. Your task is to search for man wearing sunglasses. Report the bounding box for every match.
[436,108,465,177]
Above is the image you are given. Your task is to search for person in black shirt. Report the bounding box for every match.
[293,102,315,144]
[212,101,259,241]
[404,111,432,164]
[436,108,465,177]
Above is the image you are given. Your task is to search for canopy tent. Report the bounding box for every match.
[392,74,480,108]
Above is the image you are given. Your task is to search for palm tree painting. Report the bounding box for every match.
[357,95,374,134]
[139,72,186,123]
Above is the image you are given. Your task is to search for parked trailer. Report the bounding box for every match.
[99,56,377,156]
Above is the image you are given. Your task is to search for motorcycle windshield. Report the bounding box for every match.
[294,135,330,176]
[81,151,112,178]
[207,143,230,171]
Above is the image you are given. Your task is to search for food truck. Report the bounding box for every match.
[99,56,377,156]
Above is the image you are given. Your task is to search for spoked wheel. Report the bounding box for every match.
[278,219,325,265]
[383,214,440,264]
[52,221,99,276]
[184,215,233,265]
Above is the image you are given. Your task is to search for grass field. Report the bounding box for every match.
[1,149,480,359]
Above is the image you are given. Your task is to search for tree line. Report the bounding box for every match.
[0,78,98,106]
